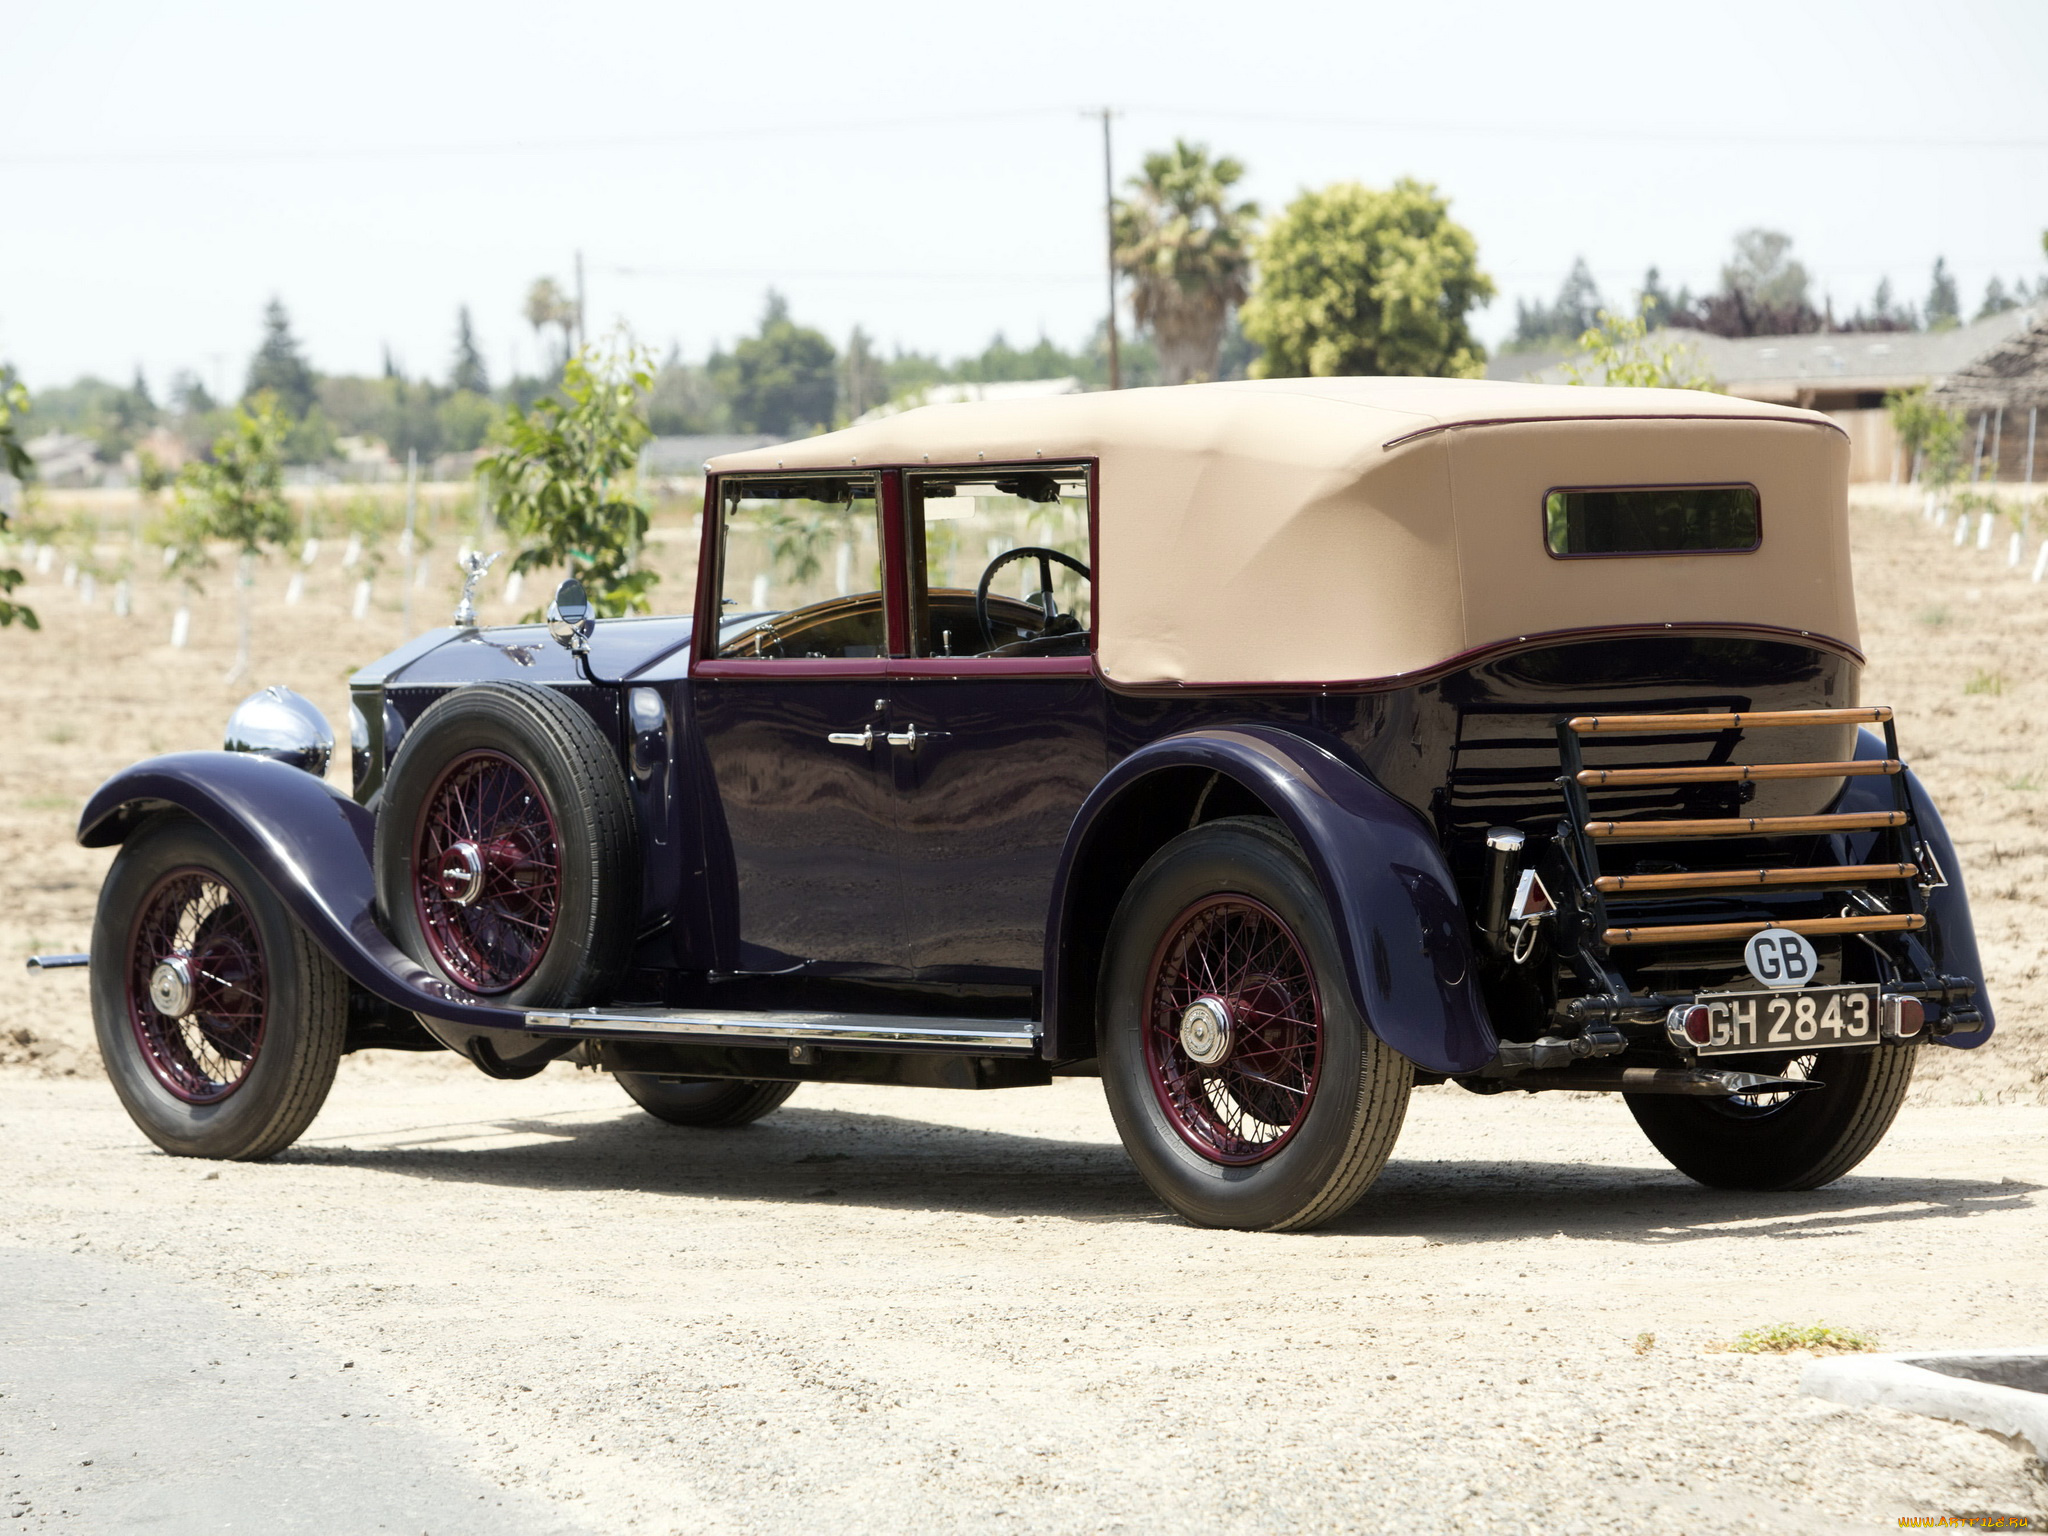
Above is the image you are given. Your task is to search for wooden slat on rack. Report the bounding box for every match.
[1577,759,1900,787]
[1604,913,1925,946]
[1586,811,1907,841]
[1567,707,1890,735]
[1594,862,1917,894]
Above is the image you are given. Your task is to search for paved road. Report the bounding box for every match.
[1,1247,582,1534]
[2,1061,2044,1534]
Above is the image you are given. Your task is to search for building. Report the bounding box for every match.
[1501,307,2043,481]
[1932,311,2048,484]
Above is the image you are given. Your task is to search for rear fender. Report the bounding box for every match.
[77,752,551,1060]
[1833,729,1993,1047]
[1045,727,1497,1074]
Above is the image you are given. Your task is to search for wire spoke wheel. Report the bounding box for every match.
[412,749,563,994]
[1143,894,1323,1165]
[125,867,268,1104]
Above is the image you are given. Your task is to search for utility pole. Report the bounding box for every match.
[574,250,587,354]
[1087,107,1121,390]
[401,448,418,639]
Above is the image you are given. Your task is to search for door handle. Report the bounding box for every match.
[884,724,948,754]
[825,726,875,750]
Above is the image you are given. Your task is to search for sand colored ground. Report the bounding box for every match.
[2,484,2042,1099]
[4,486,2047,1533]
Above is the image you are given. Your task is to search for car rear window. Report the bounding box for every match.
[1544,485,1761,557]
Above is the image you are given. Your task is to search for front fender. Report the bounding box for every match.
[1046,727,1497,1075]
[1834,729,1994,1047]
[78,752,531,1036]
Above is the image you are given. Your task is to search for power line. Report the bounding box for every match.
[1125,105,2048,153]
[605,265,1099,285]
[4,104,2041,169]
[0,109,1073,168]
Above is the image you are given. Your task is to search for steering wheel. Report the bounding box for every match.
[974,546,1091,652]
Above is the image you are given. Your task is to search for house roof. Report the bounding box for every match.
[1516,309,2041,403]
[1932,311,2048,411]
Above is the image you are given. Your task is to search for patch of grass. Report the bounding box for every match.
[1632,1331,1656,1356]
[2004,773,2043,793]
[1965,669,2008,697]
[1916,605,1952,627]
[22,795,74,812]
[1718,1323,1878,1356]
[43,724,76,744]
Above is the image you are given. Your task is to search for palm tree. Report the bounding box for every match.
[1113,142,1259,385]
[523,277,577,373]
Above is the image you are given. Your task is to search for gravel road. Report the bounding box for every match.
[3,1056,2043,1534]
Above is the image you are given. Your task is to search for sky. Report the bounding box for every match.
[3,0,2044,396]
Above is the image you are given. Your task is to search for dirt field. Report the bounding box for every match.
[3,486,2047,1533]
[3,484,2045,1098]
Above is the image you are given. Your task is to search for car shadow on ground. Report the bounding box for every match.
[282,1100,2041,1241]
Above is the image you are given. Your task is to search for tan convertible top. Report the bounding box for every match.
[708,378,1855,686]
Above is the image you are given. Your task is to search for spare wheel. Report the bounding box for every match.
[375,682,638,1007]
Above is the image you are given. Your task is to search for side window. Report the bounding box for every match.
[716,476,885,659]
[906,467,1091,658]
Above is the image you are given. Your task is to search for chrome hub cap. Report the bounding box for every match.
[434,841,486,907]
[1179,996,1234,1066]
[148,957,194,1019]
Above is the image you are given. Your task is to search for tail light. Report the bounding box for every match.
[1882,996,1926,1040]
[1664,1004,1713,1049]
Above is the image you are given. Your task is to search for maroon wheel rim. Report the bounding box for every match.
[125,867,269,1104]
[412,749,561,994]
[1143,895,1323,1165]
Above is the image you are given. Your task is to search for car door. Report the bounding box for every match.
[886,465,1106,982]
[691,472,908,976]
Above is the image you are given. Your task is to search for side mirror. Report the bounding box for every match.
[546,577,596,657]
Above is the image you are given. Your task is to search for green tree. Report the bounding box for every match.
[1512,257,1604,347]
[524,278,578,372]
[1677,229,1820,337]
[176,396,296,678]
[1113,140,1259,385]
[245,298,317,417]
[1638,266,1694,331]
[1,372,39,630]
[1722,229,1811,312]
[1240,178,1495,379]
[1887,386,1966,485]
[438,390,496,454]
[722,293,837,436]
[479,347,657,618]
[1557,304,1718,391]
[840,326,885,420]
[451,305,491,394]
[954,333,1085,384]
[1976,277,2020,320]
[646,352,729,436]
[1925,258,1961,330]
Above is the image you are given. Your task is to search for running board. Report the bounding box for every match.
[520,1006,1040,1057]
[25,953,90,971]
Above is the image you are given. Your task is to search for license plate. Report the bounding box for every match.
[1695,985,1881,1056]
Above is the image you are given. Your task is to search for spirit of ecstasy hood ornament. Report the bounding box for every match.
[453,550,502,628]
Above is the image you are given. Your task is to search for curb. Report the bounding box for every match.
[1802,1349,2048,1461]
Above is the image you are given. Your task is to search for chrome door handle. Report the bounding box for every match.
[825,726,875,750]
[884,724,948,754]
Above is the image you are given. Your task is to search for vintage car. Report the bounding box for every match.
[50,378,1994,1232]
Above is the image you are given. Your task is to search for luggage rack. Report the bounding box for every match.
[1541,705,1937,1022]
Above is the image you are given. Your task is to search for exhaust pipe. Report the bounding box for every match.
[1481,827,1526,946]
[1501,1066,1825,1097]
